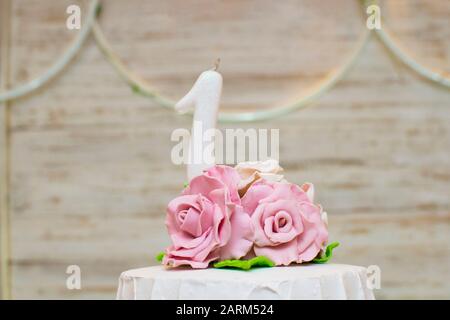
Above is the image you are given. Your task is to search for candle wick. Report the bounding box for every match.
[213,58,221,71]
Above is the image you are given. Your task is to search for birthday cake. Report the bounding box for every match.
[116,68,375,300]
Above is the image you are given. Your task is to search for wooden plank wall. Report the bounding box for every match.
[0,0,12,300]
[0,0,449,299]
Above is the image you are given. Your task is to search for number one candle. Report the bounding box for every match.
[175,60,223,181]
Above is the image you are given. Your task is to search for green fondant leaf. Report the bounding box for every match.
[213,256,275,270]
[312,241,340,264]
[183,182,189,188]
[155,251,165,262]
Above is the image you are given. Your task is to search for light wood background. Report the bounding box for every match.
[0,0,449,299]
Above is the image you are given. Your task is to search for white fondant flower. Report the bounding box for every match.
[321,211,328,226]
[235,159,285,196]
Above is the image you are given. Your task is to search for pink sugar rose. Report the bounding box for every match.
[163,165,254,268]
[242,180,328,266]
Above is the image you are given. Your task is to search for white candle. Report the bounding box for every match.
[175,63,223,181]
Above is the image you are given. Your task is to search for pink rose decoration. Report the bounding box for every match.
[163,165,254,268]
[242,180,328,266]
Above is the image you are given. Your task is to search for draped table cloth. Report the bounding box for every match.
[117,264,375,300]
